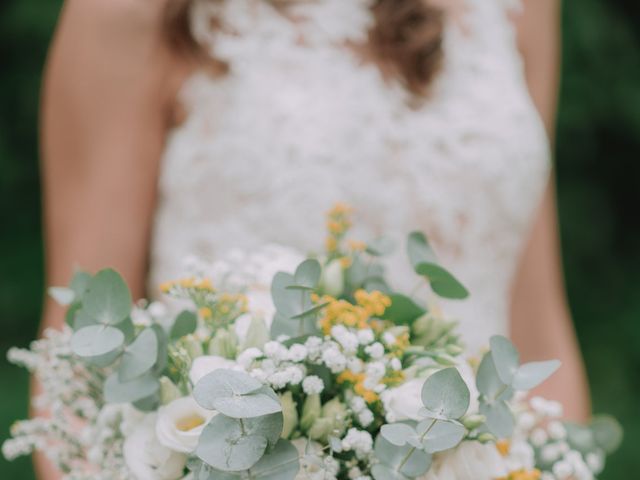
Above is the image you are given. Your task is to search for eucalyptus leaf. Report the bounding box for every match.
[197,413,283,472]
[294,259,322,289]
[133,392,160,412]
[382,294,426,326]
[479,400,514,439]
[193,369,281,418]
[381,423,417,447]
[476,353,512,401]
[65,302,81,328]
[71,325,124,366]
[48,287,75,306]
[83,269,132,325]
[489,336,520,385]
[115,317,135,343]
[118,328,159,382]
[152,323,169,375]
[512,360,561,390]
[104,371,160,404]
[70,270,92,299]
[366,236,396,256]
[407,232,469,299]
[72,308,97,331]
[421,368,470,420]
[419,420,466,453]
[171,310,198,339]
[248,440,299,480]
[374,434,432,478]
[591,415,623,454]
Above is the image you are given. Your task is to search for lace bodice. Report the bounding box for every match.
[149,0,551,353]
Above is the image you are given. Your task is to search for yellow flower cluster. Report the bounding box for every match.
[337,370,379,404]
[496,470,541,480]
[318,290,392,335]
[159,277,215,294]
[325,203,353,253]
[495,441,541,480]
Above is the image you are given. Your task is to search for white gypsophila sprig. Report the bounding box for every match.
[3,327,131,479]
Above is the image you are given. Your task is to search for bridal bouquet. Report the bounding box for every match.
[4,205,621,480]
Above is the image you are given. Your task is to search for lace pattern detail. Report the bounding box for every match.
[150,0,550,353]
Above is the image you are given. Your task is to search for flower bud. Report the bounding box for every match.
[301,394,321,432]
[280,392,299,439]
[320,259,344,297]
[180,334,204,360]
[478,432,496,444]
[462,414,486,430]
[208,328,238,359]
[159,377,182,405]
[240,316,270,351]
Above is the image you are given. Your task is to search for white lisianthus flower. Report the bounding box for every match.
[189,355,238,385]
[245,288,276,324]
[156,397,216,453]
[123,414,187,480]
[422,441,508,480]
[380,378,424,422]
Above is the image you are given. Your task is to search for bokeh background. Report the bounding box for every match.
[1,0,638,478]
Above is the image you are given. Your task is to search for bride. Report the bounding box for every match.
[39,0,589,477]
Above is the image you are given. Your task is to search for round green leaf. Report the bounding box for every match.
[294,259,322,289]
[381,294,426,326]
[421,368,470,420]
[479,400,514,439]
[374,434,432,478]
[512,360,561,391]
[83,269,132,325]
[381,423,417,447]
[118,328,159,382]
[366,236,396,257]
[104,371,160,404]
[48,287,75,306]
[71,325,124,366]
[476,353,512,400]
[418,420,466,453]
[489,335,520,385]
[249,440,300,480]
[407,232,469,299]
[193,370,281,418]
[171,310,198,339]
[197,415,270,472]
[591,415,623,454]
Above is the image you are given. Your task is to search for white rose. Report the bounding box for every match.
[156,397,216,453]
[422,441,508,480]
[189,355,238,385]
[246,288,276,324]
[123,414,187,480]
[381,379,424,422]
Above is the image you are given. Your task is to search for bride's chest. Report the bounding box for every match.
[163,38,549,202]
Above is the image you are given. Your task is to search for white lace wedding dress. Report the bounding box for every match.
[148,0,551,353]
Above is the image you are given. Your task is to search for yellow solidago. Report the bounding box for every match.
[159,277,215,294]
[348,239,367,252]
[198,307,213,319]
[337,370,380,404]
[325,203,354,254]
[354,289,392,317]
[497,470,541,480]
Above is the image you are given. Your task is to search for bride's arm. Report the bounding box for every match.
[37,0,189,477]
[511,0,591,421]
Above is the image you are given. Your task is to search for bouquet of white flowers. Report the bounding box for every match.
[3,205,621,480]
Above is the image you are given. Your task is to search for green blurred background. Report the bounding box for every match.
[0,0,638,478]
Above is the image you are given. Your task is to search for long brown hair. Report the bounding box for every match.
[164,0,444,96]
